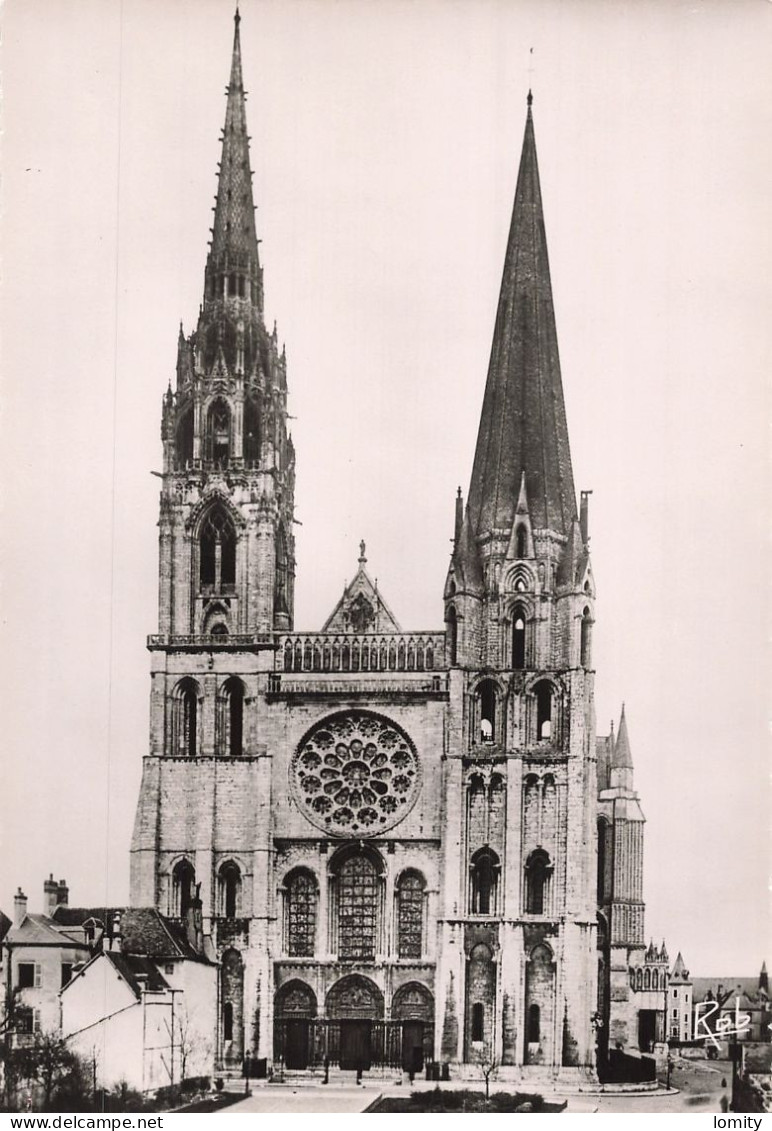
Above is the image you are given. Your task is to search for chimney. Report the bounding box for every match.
[13,888,28,926]
[43,874,59,917]
[111,912,122,953]
[56,879,69,908]
[184,890,204,956]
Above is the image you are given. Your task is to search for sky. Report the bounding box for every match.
[1,0,769,975]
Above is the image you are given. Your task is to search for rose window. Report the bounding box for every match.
[291,711,420,836]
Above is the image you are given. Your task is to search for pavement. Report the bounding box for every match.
[224,1054,733,1115]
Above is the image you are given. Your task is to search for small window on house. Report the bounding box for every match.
[471,1003,484,1042]
[165,963,174,975]
[528,1003,540,1042]
[18,963,35,989]
[16,1007,33,1034]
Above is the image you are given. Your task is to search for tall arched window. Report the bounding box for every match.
[219,677,245,756]
[447,606,458,666]
[336,852,380,960]
[516,525,528,558]
[396,871,425,959]
[199,506,236,591]
[172,859,195,917]
[534,681,553,740]
[205,398,231,465]
[218,860,241,919]
[475,679,498,744]
[524,849,552,915]
[512,607,526,669]
[285,869,318,958]
[528,1003,540,1042]
[176,405,193,468]
[173,678,199,756]
[469,847,500,915]
[471,1002,484,1042]
[243,394,260,464]
[580,607,592,667]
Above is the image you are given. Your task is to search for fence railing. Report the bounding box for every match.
[276,632,446,673]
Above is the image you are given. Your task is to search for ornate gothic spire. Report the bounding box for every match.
[465,95,577,543]
[204,8,263,312]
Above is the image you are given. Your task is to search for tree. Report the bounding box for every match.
[481,1057,497,1101]
[174,1004,212,1084]
[12,1032,89,1111]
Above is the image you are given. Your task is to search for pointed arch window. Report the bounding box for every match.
[396,871,425,959]
[176,406,193,469]
[471,1002,484,1042]
[200,506,236,592]
[516,525,528,558]
[512,606,526,669]
[469,847,500,915]
[284,869,318,958]
[205,398,231,465]
[173,678,199,757]
[218,860,242,919]
[172,859,196,918]
[243,394,260,464]
[524,849,552,915]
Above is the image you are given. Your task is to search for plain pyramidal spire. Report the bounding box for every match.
[613,703,633,769]
[464,92,577,544]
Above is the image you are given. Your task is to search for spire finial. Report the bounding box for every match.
[359,539,367,565]
[527,89,533,109]
[234,5,240,28]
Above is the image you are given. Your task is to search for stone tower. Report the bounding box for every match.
[130,11,295,1064]
[438,94,598,1074]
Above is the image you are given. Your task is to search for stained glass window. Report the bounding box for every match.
[338,855,377,960]
[287,871,317,957]
[397,872,424,959]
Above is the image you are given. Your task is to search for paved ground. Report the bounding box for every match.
[224,1055,733,1115]
[227,1087,376,1113]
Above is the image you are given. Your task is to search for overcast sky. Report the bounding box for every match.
[1,0,769,975]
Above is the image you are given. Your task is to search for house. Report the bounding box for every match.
[58,905,217,1093]
[693,963,770,1045]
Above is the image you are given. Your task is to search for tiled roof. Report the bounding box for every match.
[52,906,208,961]
[692,977,769,1006]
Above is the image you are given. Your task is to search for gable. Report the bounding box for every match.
[322,544,401,633]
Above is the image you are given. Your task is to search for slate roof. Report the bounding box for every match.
[52,906,209,962]
[7,914,86,949]
[105,953,170,997]
[692,977,769,1006]
[463,96,577,546]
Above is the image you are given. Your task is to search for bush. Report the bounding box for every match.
[181,1076,211,1095]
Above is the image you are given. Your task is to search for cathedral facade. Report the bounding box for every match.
[130,12,653,1080]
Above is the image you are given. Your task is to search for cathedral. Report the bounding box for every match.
[130,11,657,1080]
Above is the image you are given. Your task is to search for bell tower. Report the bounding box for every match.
[157,8,295,645]
[438,94,598,1075]
[131,10,294,1010]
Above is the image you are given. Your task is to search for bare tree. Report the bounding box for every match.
[481,1057,497,1101]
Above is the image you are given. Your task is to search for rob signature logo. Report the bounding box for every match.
[694,998,751,1048]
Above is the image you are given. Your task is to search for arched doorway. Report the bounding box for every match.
[392,982,434,1073]
[326,975,384,1071]
[274,981,317,1071]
